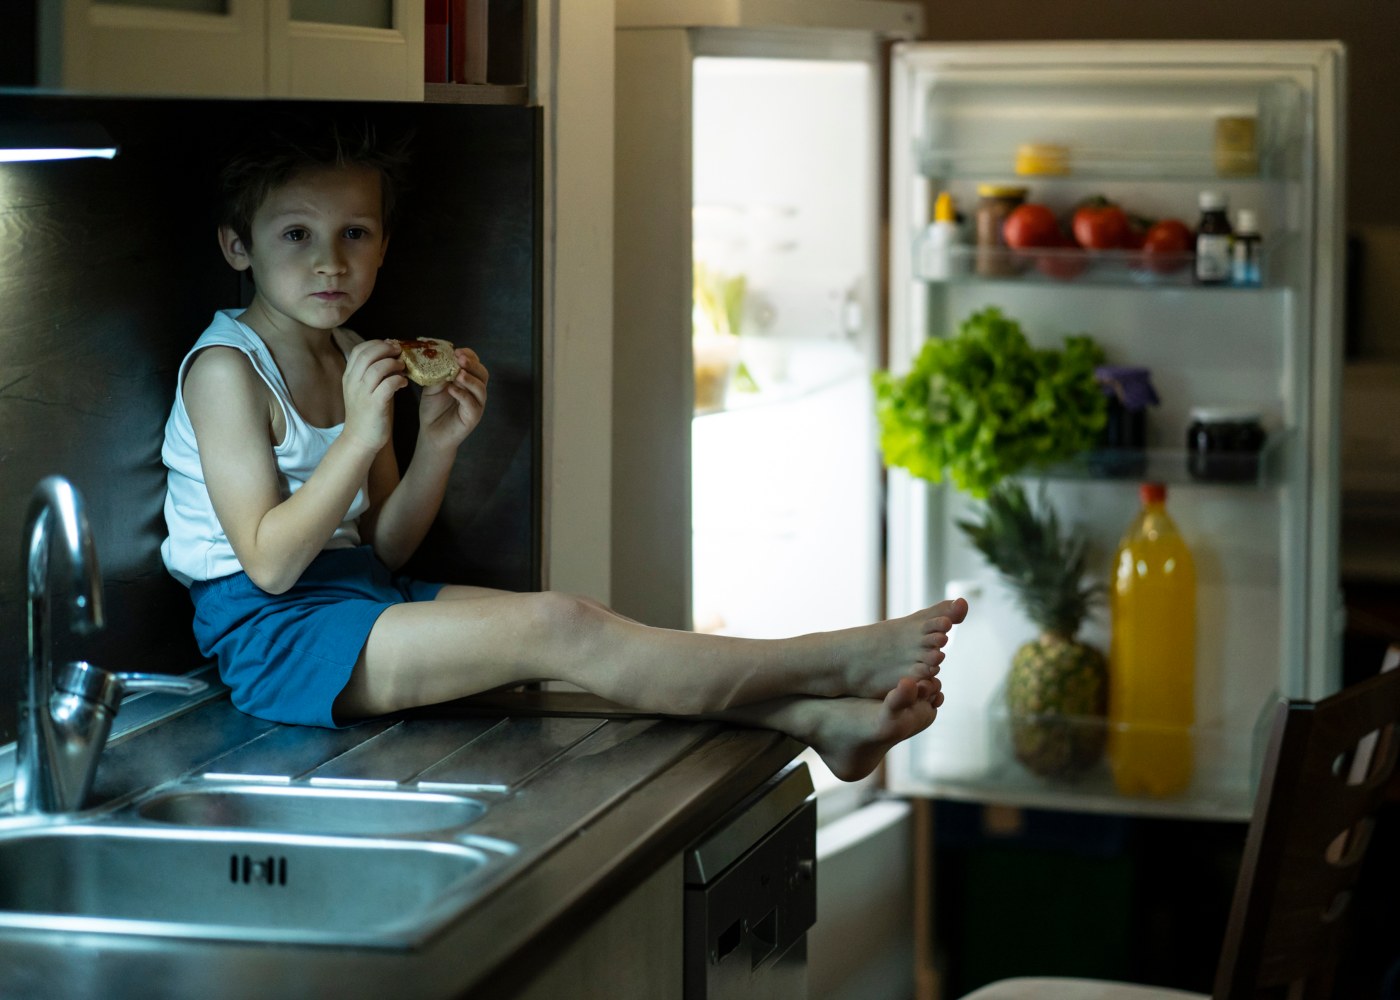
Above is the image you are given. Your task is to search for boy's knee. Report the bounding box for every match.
[530,590,606,633]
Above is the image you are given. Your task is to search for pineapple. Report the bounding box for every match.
[957,482,1108,779]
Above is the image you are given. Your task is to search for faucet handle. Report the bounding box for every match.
[55,661,208,713]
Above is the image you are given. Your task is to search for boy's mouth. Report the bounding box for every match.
[312,291,347,301]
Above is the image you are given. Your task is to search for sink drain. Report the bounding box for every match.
[229,854,288,886]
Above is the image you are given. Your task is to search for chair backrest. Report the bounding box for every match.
[1213,648,1400,999]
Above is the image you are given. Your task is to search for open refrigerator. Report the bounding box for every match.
[882,41,1347,821]
[615,13,1344,827]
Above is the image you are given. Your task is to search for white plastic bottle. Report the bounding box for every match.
[918,191,960,280]
[1231,208,1262,286]
[915,576,1026,781]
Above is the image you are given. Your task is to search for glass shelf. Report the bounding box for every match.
[910,729,1257,822]
[916,243,1277,289]
[1026,432,1290,490]
[917,148,1292,185]
[907,685,1272,822]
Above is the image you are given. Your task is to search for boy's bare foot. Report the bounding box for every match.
[813,596,968,700]
[807,677,943,781]
[712,676,944,782]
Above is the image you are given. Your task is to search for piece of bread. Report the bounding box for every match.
[398,338,459,387]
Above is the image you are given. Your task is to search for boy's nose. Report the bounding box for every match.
[314,248,347,274]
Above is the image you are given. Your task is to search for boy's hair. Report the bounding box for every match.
[217,117,413,248]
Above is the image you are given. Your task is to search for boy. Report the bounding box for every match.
[162,123,967,782]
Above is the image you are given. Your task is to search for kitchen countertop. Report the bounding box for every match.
[0,671,804,999]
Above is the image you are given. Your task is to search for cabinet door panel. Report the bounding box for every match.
[48,0,265,96]
[289,0,394,28]
[268,0,424,100]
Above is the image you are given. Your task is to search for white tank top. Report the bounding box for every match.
[161,309,370,586]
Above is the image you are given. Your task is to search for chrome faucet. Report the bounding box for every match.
[16,476,206,815]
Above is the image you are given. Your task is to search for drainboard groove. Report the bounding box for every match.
[306,717,504,784]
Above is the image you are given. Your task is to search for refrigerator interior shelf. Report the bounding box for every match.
[909,693,1270,822]
[917,244,1276,289]
[693,340,868,419]
[917,148,1293,184]
[1031,431,1292,489]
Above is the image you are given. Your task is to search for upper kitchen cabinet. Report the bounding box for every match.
[36,0,424,100]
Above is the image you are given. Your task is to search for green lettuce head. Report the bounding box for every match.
[873,307,1107,498]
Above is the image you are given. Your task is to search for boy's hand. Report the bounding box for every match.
[417,345,489,448]
[342,339,407,452]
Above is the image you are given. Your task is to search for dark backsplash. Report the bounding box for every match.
[0,95,541,747]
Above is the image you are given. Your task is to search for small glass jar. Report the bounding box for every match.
[1213,115,1259,177]
[1092,365,1159,477]
[974,184,1027,277]
[1186,408,1266,482]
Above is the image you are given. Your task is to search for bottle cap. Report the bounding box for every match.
[933,190,956,223]
[1235,208,1259,233]
[977,183,1028,199]
[1199,191,1228,211]
[1140,482,1167,504]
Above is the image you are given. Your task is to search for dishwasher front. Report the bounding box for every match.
[683,762,817,1000]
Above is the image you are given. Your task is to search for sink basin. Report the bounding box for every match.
[137,784,487,836]
[0,824,491,946]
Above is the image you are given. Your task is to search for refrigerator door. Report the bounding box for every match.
[882,42,1346,821]
[613,9,919,638]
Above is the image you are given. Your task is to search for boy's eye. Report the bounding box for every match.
[283,228,309,242]
[345,227,370,240]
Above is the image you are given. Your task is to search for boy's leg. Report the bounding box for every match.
[334,590,967,721]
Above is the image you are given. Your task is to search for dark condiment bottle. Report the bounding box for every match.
[1194,191,1233,285]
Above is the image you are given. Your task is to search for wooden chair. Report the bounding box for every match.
[961,645,1400,1000]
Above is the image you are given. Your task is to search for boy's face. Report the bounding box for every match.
[219,165,389,334]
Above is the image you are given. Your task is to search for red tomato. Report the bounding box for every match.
[1002,203,1062,250]
[1140,218,1194,273]
[1072,201,1134,250]
[1035,235,1088,281]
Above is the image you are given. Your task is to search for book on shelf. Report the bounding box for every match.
[450,0,490,85]
[424,0,450,84]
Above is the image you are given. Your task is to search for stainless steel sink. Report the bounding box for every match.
[137,783,488,836]
[0,824,494,947]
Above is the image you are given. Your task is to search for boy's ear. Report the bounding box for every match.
[218,225,252,272]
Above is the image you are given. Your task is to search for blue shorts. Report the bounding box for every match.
[189,546,444,729]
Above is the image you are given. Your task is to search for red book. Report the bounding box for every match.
[450,0,489,84]
[424,0,450,83]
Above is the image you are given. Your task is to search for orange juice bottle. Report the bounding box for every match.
[1108,482,1196,796]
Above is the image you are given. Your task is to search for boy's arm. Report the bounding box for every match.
[185,344,397,594]
[360,346,489,570]
[359,433,456,571]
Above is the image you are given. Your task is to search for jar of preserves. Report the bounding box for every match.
[1092,365,1160,477]
[1186,407,1266,482]
[1213,115,1258,177]
[975,184,1027,277]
